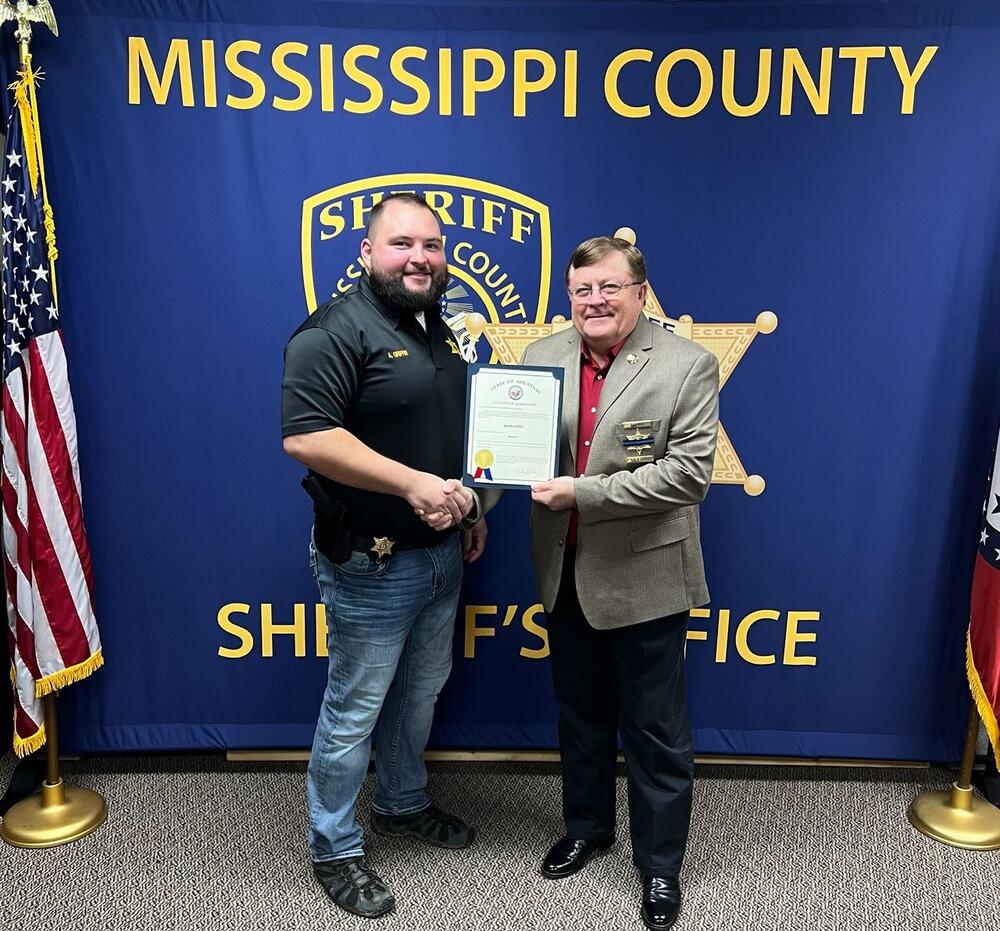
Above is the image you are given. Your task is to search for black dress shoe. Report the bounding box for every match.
[540,835,614,879]
[313,856,395,919]
[641,874,681,930]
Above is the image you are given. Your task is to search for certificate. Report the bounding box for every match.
[463,364,564,489]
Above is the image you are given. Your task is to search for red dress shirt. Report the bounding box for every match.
[567,336,627,545]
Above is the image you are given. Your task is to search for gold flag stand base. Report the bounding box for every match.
[0,780,106,848]
[1,695,108,849]
[908,704,1000,850]
[908,783,1000,850]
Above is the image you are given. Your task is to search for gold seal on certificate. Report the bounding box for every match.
[463,364,565,489]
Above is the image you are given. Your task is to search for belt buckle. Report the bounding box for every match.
[370,536,395,562]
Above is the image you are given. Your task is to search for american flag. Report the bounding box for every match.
[2,65,101,757]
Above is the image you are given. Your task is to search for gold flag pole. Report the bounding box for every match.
[907,701,1000,849]
[0,0,106,849]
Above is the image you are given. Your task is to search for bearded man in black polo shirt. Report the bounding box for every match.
[282,193,488,920]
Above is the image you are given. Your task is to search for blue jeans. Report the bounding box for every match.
[306,531,463,863]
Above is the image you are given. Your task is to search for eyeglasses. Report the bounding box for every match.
[568,281,642,301]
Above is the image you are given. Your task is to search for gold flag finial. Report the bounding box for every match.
[0,0,58,58]
[0,1,61,283]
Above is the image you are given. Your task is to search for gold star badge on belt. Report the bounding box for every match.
[370,537,395,561]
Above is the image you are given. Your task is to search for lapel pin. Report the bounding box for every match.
[626,353,638,364]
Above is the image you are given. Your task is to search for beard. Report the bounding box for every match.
[367,265,449,316]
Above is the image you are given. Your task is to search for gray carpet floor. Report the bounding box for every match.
[1,754,998,931]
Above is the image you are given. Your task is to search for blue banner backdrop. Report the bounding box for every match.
[8,0,1000,760]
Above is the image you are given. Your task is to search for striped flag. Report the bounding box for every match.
[2,60,101,757]
[969,424,1000,761]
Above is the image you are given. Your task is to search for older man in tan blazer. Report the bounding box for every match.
[523,237,719,931]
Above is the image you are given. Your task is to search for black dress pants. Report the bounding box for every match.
[547,552,693,877]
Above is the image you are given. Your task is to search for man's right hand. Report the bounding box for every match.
[406,473,473,526]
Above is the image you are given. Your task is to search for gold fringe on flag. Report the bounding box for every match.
[33,649,104,698]
[966,626,1000,761]
[9,660,47,758]
[13,722,45,758]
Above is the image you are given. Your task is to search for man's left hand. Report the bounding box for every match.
[462,519,488,562]
[531,477,576,511]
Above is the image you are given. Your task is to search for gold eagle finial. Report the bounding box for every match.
[0,1,59,48]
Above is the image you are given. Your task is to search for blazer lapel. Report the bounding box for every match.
[560,330,581,470]
[592,315,653,439]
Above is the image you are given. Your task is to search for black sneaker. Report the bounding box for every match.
[371,803,477,849]
[312,856,395,919]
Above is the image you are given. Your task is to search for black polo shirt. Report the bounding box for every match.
[281,275,468,547]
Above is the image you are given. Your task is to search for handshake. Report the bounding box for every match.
[406,473,486,562]
[406,473,474,530]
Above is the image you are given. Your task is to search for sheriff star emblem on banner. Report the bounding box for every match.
[470,226,778,496]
